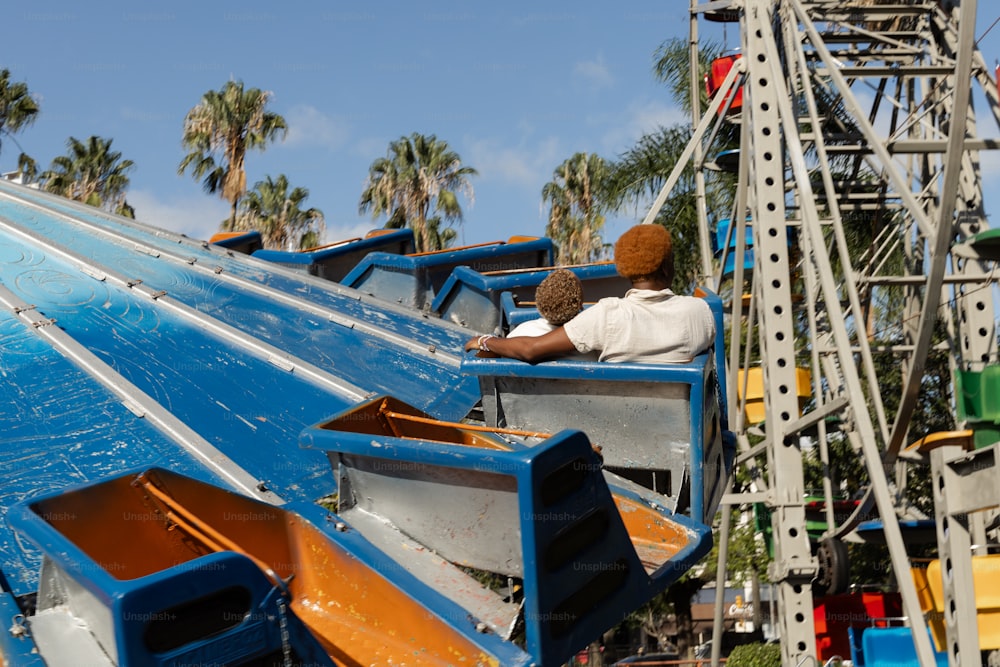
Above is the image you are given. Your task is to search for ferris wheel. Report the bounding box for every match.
[663,1,1000,664]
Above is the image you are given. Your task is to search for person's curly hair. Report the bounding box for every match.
[614,224,674,283]
[535,268,584,326]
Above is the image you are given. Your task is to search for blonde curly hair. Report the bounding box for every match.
[535,268,584,326]
[614,224,674,283]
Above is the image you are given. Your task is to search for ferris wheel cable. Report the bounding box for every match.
[793,21,937,242]
[822,18,924,54]
[802,246,839,531]
[860,278,998,347]
[976,14,1000,47]
[725,127,754,432]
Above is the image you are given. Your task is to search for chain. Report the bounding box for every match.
[276,595,293,667]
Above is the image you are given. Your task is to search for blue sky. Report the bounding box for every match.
[3,2,1000,250]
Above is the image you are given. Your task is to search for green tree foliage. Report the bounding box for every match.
[608,127,720,291]
[802,316,954,588]
[541,152,611,265]
[229,174,325,250]
[606,39,737,292]
[0,68,40,180]
[359,133,476,253]
[727,642,782,667]
[15,153,38,184]
[179,80,287,226]
[41,136,135,217]
[653,37,728,121]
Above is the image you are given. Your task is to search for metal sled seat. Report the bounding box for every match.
[250,229,415,283]
[300,395,713,667]
[461,289,733,522]
[4,467,533,667]
[341,236,554,311]
[208,230,265,254]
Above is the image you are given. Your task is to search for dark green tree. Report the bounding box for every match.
[179,80,287,227]
[40,136,135,217]
[359,133,476,253]
[541,152,611,264]
[230,174,324,250]
[0,68,40,181]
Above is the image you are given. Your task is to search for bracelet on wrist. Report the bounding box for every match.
[479,335,495,352]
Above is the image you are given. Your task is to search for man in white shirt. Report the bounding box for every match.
[465,224,715,363]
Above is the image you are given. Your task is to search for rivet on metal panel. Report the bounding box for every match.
[13,304,36,314]
[80,266,107,281]
[150,290,167,300]
[328,314,355,329]
[31,318,56,328]
[134,243,161,258]
[267,354,295,372]
[122,400,146,418]
[214,266,224,274]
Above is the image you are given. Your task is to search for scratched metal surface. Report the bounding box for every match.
[0,229,342,492]
[0,181,480,419]
[0,182,493,597]
[0,304,226,596]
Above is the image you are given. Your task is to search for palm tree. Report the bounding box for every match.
[14,152,38,184]
[359,133,476,253]
[604,39,738,291]
[40,135,135,217]
[541,152,610,265]
[424,217,458,252]
[230,174,325,250]
[608,125,726,290]
[179,80,287,227]
[0,68,40,180]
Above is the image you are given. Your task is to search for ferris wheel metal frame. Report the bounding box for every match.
[644,1,1000,664]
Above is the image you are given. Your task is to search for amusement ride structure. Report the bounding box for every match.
[680,0,1000,664]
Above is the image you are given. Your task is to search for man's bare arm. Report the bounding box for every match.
[464,328,577,363]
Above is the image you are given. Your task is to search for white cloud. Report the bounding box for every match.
[283,104,350,151]
[129,188,381,248]
[352,136,390,162]
[465,136,562,188]
[323,221,384,244]
[573,54,614,91]
[601,98,689,153]
[129,189,230,242]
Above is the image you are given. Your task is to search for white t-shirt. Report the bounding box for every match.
[507,318,557,338]
[562,288,716,363]
[507,317,600,361]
